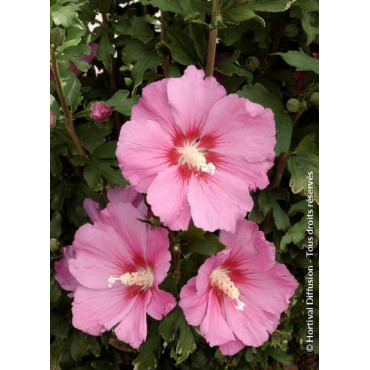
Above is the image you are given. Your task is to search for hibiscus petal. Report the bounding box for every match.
[179,277,208,326]
[72,285,139,334]
[238,262,298,315]
[131,78,178,137]
[117,119,173,193]
[70,222,134,289]
[219,338,246,356]
[187,170,253,232]
[200,289,236,347]
[201,94,276,163]
[167,65,226,136]
[83,198,101,223]
[114,290,152,349]
[145,226,171,283]
[147,166,191,231]
[99,203,147,263]
[54,246,79,292]
[220,220,276,273]
[146,287,176,320]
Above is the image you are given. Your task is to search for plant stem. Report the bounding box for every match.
[172,244,181,283]
[99,0,108,27]
[161,12,170,78]
[205,0,220,77]
[50,46,87,157]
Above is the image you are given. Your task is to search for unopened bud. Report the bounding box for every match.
[91,102,112,122]
[286,98,300,113]
[50,27,65,47]
[284,24,299,38]
[310,92,319,106]
[50,238,60,252]
[245,56,260,71]
[300,100,308,111]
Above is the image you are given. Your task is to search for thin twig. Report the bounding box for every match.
[99,0,109,27]
[50,46,87,157]
[205,0,220,77]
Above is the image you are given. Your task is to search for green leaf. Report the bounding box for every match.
[139,0,209,19]
[76,122,111,153]
[93,141,117,159]
[216,50,253,82]
[97,31,115,72]
[50,211,63,238]
[273,50,319,74]
[133,323,161,370]
[188,23,207,63]
[50,94,60,119]
[268,347,293,364]
[83,158,126,191]
[238,83,293,155]
[159,307,196,365]
[248,0,297,12]
[179,225,225,256]
[114,16,154,44]
[287,152,319,203]
[51,4,84,30]
[105,90,138,116]
[226,6,258,23]
[70,331,91,361]
[123,40,162,88]
[59,67,81,108]
[292,0,319,45]
[166,25,200,66]
[51,313,70,341]
[50,276,62,304]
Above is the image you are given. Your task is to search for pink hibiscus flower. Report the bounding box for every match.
[117,66,276,232]
[179,220,298,355]
[54,186,146,294]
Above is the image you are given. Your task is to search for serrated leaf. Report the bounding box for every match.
[51,4,84,30]
[105,90,138,116]
[59,67,81,107]
[273,50,319,74]
[249,0,297,12]
[76,122,111,153]
[216,50,253,82]
[70,331,91,361]
[50,211,63,238]
[93,141,117,159]
[287,152,319,203]
[159,307,196,364]
[238,83,293,155]
[114,16,154,44]
[133,323,161,370]
[97,31,115,72]
[123,40,162,88]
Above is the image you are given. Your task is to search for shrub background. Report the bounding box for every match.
[50,0,319,368]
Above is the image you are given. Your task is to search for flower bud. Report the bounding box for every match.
[50,27,65,47]
[50,238,60,252]
[50,111,55,127]
[286,98,300,113]
[310,92,319,106]
[300,100,308,111]
[284,24,299,38]
[90,102,112,122]
[245,56,260,71]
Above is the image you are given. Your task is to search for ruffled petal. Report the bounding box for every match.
[219,338,246,356]
[187,170,253,232]
[72,285,139,334]
[146,287,176,320]
[114,290,152,349]
[117,119,173,193]
[147,166,191,231]
[145,226,171,284]
[54,246,79,292]
[179,277,208,326]
[131,78,178,137]
[167,66,226,136]
[83,198,102,223]
[200,289,236,347]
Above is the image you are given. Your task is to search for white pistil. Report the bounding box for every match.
[107,269,154,289]
[178,141,216,175]
[210,268,245,311]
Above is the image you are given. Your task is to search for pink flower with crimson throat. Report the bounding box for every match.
[116,66,276,232]
[179,220,298,356]
[91,102,112,122]
[54,186,146,295]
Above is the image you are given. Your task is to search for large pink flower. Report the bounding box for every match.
[179,220,298,356]
[69,201,176,349]
[54,186,146,293]
[117,66,276,232]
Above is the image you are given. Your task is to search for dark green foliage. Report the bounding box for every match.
[51,0,319,368]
